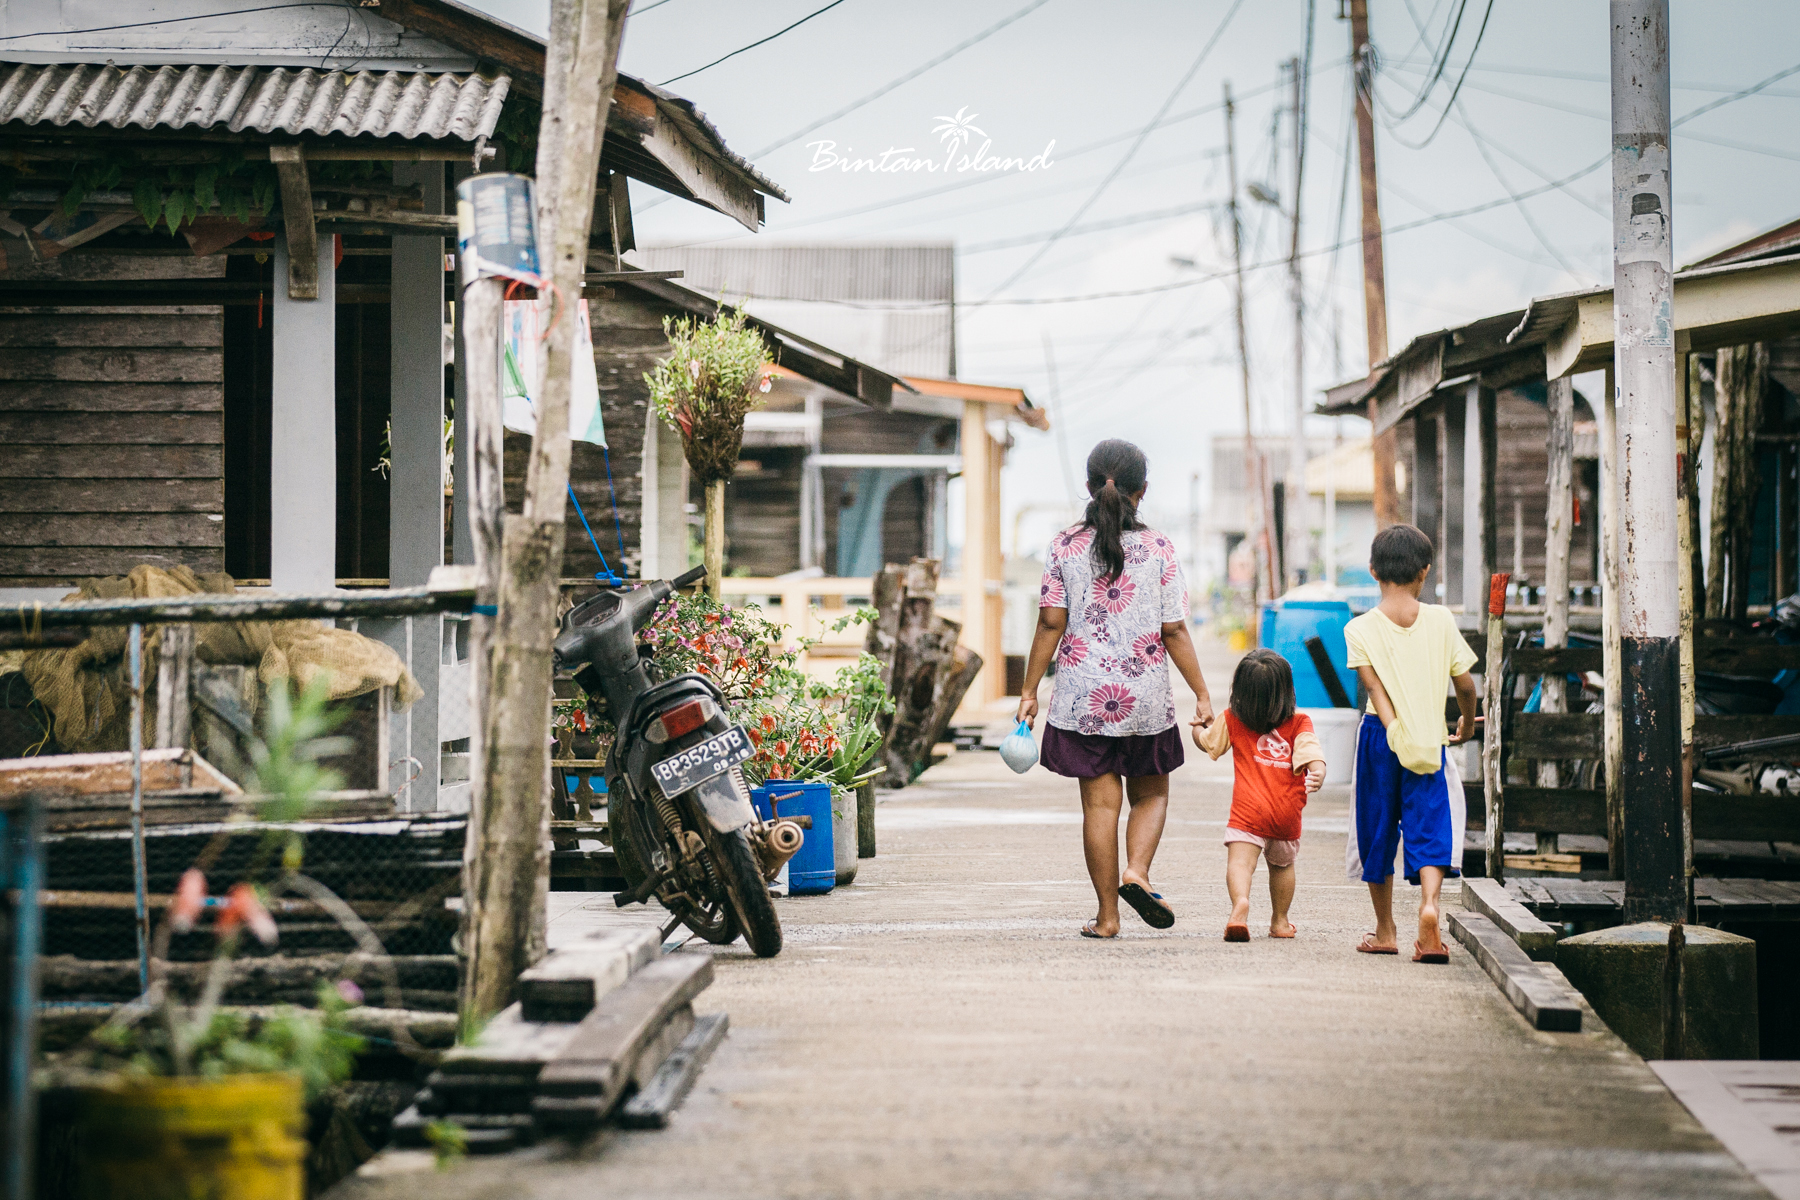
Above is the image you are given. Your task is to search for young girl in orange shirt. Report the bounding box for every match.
[1193,650,1326,941]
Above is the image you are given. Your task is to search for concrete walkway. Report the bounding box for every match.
[341,681,1769,1199]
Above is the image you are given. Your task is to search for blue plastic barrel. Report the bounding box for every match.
[750,780,834,895]
[1259,598,1354,709]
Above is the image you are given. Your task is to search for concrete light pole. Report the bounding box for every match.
[1610,0,1685,923]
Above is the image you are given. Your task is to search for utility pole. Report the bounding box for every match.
[1346,0,1401,528]
[1224,81,1272,608]
[1041,332,1079,513]
[1610,0,1684,924]
[1286,55,1310,588]
[463,0,632,1025]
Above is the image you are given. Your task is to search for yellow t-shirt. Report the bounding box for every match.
[1343,603,1478,775]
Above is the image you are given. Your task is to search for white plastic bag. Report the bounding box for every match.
[998,720,1038,774]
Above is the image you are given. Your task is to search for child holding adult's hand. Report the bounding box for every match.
[1192,650,1325,942]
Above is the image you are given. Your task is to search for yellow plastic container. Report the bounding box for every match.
[76,1073,307,1200]
[1226,627,1253,653]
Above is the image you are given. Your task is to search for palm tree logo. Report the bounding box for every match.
[933,107,986,153]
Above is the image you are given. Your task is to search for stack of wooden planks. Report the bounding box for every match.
[390,929,727,1151]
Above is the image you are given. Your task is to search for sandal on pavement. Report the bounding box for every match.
[1080,921,1117,939]
[1118,881,1175,930]
[1413,940,1449,964]
[1356,932,1399,955]
[1224,922,1251,942]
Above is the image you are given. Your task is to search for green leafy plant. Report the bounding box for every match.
[425,1119,470,1171]
[643,308,773,484]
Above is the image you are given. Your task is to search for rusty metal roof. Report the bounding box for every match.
[0,61,508,142]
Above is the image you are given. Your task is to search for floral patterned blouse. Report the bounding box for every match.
[1039,524,1189,737]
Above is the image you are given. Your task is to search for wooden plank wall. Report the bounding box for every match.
[725,446,804,577]
[502,293,661,579]
[0,255,226,586]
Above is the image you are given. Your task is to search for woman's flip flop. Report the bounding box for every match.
[1413,940,1449,964]
[1118,882,1175,930]
[1080,920,1116,939]
[1224,922,1251,942]
[1356,932,1399,955]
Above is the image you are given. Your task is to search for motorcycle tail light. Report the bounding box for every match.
[647,697,712,743]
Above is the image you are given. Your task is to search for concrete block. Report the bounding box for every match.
[1556,922,1758,1060]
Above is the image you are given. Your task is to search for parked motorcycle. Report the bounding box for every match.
[552,565,803,957]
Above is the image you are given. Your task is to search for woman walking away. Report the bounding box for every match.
[1017,440,1215,939]
[1194,650,1326,942]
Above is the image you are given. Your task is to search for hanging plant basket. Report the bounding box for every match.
[644,307,773,486]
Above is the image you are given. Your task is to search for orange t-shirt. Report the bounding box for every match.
[1196,711,1324,841]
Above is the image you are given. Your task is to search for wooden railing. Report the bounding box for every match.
[716,576,973,671]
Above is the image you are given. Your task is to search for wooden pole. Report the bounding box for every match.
[1676,337,1696,885]
[464,0,631,1026]
[1286,54,1310,589]
[1538,375,1575,853]
[704,479,726,603]
[1600,364,1624,878]
[1223,81,1266,611]
[153,623,193,751]
[1347,0,1400,528]
[1483,572,1509,882]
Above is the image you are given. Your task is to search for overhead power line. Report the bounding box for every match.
[977,0,1249,302]
[959,199,1224,254]
[748,0,1057,159]
[660,0,853,86]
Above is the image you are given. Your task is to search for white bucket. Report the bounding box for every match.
[1300,706,1361,786]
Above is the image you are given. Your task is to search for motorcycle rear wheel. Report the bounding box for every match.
[710,826,783,958]
[609,780,740,944]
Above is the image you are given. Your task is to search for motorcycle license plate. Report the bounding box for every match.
[650,725,753,797]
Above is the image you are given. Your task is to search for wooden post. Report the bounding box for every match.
[1600,364,1624,878]
[153,623,193,751]
[1484,572,1510,882]
[856,779,877,859]
[1440,400,1466,610]
[1224,82,1264,609]
[1463,382,1497,615]
[960,400,999,706]
[1411,410,1441,597]
[464,0,631,1027]
[1675,336,1696,884]
[704,480,726,603]
[1538,375,1575,853]
[1347,0,1400,528]
[1687,353,1706,615]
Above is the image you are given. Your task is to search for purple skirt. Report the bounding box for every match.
[1039,723,1184,779]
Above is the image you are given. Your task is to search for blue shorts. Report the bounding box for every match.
[1350,715,1460,885]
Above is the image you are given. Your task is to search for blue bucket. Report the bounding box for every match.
[751,781,834,895]
[1259,598,1354,709]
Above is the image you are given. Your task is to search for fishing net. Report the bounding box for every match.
[9,565,421,755]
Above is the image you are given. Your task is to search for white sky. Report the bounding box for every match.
[472,0,1800,556]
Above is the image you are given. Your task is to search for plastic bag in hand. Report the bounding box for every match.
[998,720,1038,774]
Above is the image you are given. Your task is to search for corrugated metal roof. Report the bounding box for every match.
[0,61,507,141]
[633,244,955,303]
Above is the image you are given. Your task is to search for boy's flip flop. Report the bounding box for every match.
[1118,882,1175,930]
[1356,932,1399,954]
[1413,940,1449,964]
[1080,920,1116,940]
[1223,922,1251,942]
[1270,924,1296,939]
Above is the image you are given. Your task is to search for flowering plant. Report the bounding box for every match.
[642,307,775,485]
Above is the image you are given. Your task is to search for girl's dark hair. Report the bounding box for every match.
[1081,439,1149,582]
[1230,649,1297,736]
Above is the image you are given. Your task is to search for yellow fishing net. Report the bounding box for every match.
[10,565,421,754]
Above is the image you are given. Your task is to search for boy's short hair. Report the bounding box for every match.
[1230,649,1297,736]
[1369,523,1435,584]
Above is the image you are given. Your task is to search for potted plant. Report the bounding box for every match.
[643,308,774,599]
[51,679,378,1200]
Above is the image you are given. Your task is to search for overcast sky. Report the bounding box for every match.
[473,0,1800,553]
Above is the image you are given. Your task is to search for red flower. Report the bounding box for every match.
[216,883,279,947]
[774,739,790,759]
[170,868,207,934]
[761,713,778,732]
[1088,683,1137,724]
[749,728,763,747]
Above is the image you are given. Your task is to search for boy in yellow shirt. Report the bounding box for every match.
[1343,524,1479,963]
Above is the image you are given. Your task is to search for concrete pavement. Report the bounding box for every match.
[338,654,1767,1199]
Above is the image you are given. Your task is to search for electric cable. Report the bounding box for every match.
[1376,0,1495,149]
[0,4,344,41]
[630,0,681,13]
[748,0,1056,159]
[660,0,853,86]
[959,198,1224,254]
[976,0,1248,302]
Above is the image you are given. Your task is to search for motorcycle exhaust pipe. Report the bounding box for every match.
[755,818,805,878]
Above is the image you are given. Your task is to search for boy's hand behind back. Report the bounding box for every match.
[1448,714,1477,744]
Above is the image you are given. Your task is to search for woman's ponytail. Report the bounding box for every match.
[1080,439,1149,583]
